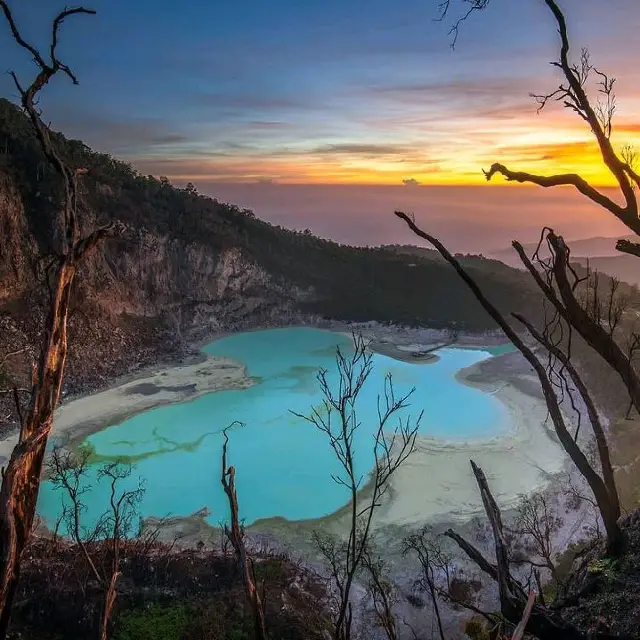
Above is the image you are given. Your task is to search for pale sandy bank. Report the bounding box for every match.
[0,354,252,465]
[297,328,569,533]
[372,380,566,528]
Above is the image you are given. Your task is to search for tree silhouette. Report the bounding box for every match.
[292,335,420,640]
[395,0,639,635]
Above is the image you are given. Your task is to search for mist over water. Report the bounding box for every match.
[37,328,512,530]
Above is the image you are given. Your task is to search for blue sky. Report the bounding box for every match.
[1,0,639,251]
[2,0,638,185]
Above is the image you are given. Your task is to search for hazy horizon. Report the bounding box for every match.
[182,182,631,255]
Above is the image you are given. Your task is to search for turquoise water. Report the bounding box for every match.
[37,328,512,529]
[483,343,515,356]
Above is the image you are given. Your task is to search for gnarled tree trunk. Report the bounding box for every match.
[0,4,114,635]
[221,426,267,640]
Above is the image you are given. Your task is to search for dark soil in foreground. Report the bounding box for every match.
[9,537,331,640]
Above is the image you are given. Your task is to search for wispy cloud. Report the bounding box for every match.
[309,143,416,156]
[492,140,597,164]
[44,106,192,156]
[7,0,634,188]
[194,92,318,112]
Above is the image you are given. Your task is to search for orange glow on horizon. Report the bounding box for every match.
[158,140,640,187]
[134,112,640,188]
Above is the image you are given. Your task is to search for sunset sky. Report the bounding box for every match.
[1,0,639,250]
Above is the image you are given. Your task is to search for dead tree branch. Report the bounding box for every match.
[616,239,640,258]
[511,493,564,589]
[512,312,620,522]
[394,211,624,557]
[221,425,267,640]
[483,0,639,237]
[47,447,144,640]
[0,350,27,372]
[292,334,420,640]
[446,460,621,640]
[435,0,491,48]
[360,546,399,640]
[514,233,640,417]
[0,3,119,633]
[403,528,452,640]
[511,591,536,640]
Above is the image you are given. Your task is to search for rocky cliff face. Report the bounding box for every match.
[73,226,298,327]
[0,171,36,302]
[0,163,302,324]
[0,169,303,428]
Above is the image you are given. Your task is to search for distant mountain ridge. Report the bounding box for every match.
[487,235,639,286]
[488,234,636,268]
[572,255,640,288]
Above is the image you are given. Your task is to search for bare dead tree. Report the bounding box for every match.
[220,425,267,640]
[98,463,142,640]
[483,1,640,238]
[47,446,144,640]
[512,233,640,419]
[392,0,637,636]
[436,0,640,406]
[360,545,399,640]
[403,528,452,640]
[48,448,103,588]
[451,461,622,640]
[476,1,640,413]
[511,305,620,520]
[395,212,624,557]
[564,444,605,543]
[511,493,564,591]
[399,0,640,539]
[404,509,579,639]
[292,335,420,640]
[0,3,118,633]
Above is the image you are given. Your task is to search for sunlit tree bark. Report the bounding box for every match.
[221,425,267,640]
[0,3,116,634]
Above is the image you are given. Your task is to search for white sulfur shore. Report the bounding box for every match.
[0,327,569,531]
[0,354,252,465]
[324,325,570,529]
[374,380,567,528]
